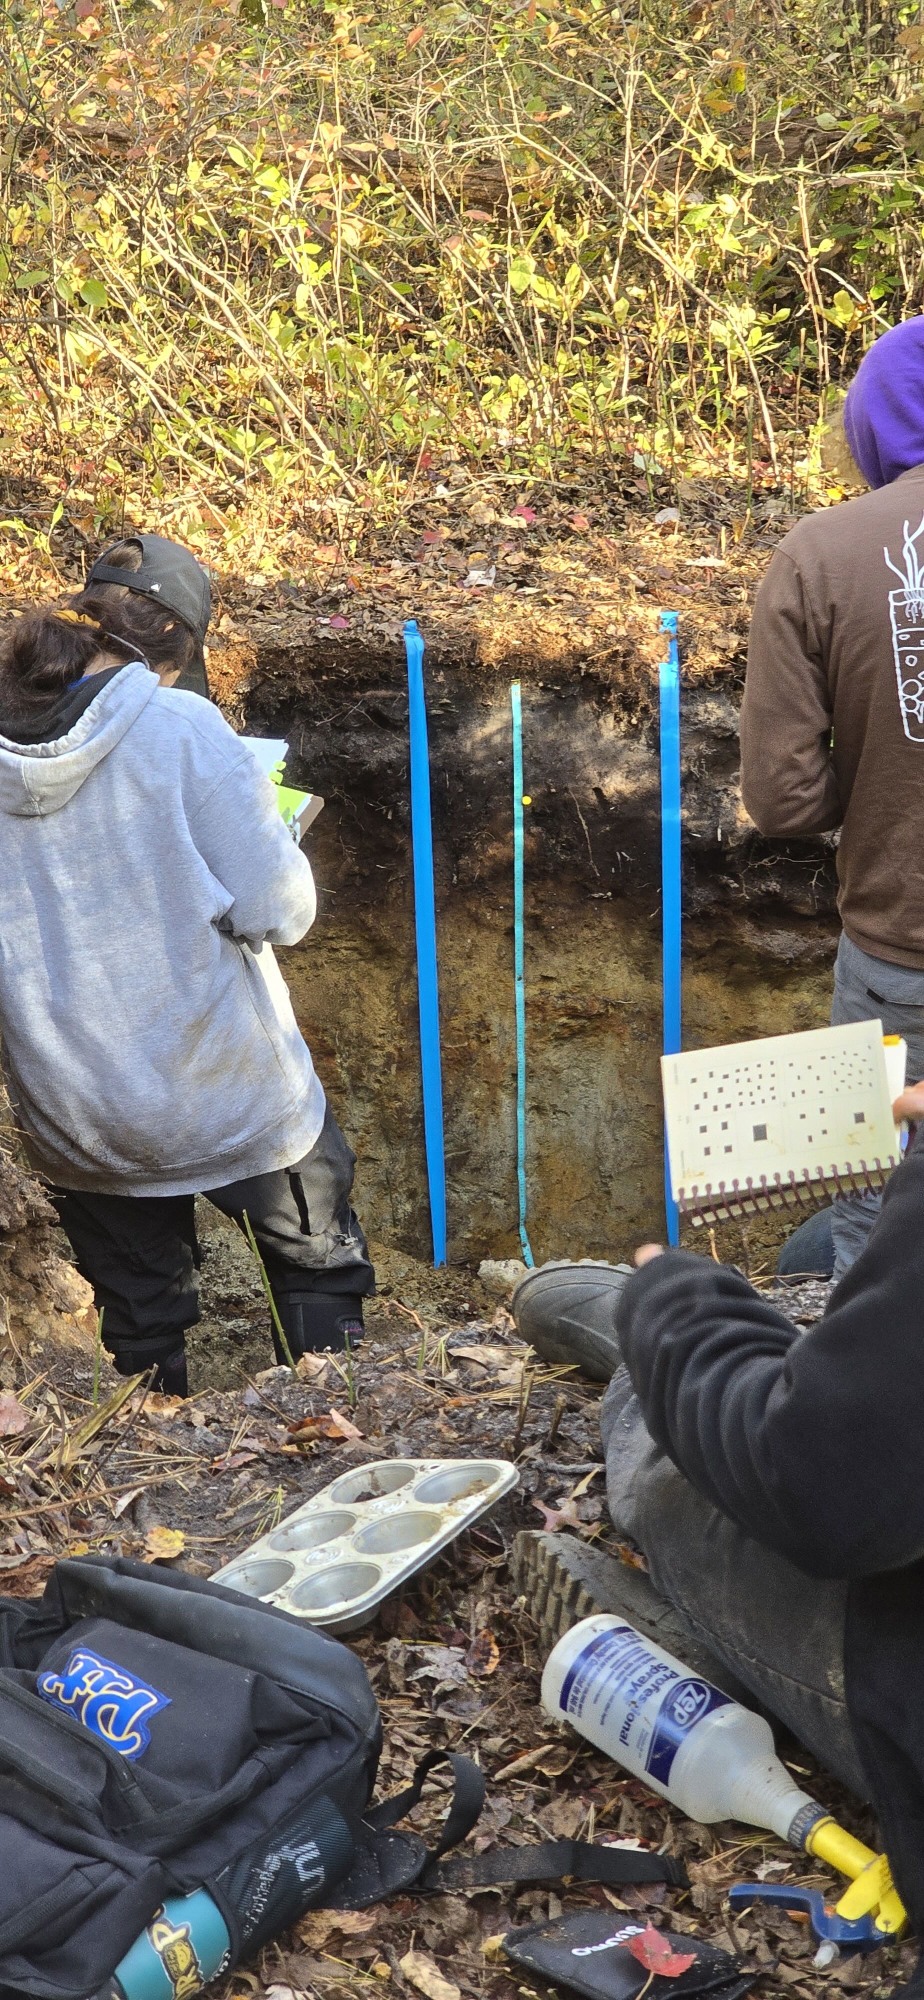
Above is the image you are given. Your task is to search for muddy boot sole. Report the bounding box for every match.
[512,1529,753,1706]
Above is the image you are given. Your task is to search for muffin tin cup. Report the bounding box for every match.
[211,1457,518,1632]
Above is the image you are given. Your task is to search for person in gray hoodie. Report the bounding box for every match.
[0,537,374,1396]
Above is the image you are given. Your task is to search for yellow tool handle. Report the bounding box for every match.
[805,1816,878,1879]
[837,1856,893,1921]
[807,1817,908,1937]
[875,1880,909,1938]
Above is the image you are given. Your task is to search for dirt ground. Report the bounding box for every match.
[0,1250,911,2000]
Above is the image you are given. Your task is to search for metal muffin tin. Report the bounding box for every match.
[210,1457,518,1633]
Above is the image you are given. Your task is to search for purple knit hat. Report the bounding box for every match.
[843,318,924,489]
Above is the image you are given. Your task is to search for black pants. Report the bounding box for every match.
[51,1105,375,1374]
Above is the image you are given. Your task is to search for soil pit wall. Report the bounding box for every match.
[227,627,840,1267]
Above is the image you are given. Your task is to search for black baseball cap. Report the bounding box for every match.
[86,535,212,696]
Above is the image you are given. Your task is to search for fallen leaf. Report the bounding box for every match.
[626,1926,696,1979]
[144,1526,186,1562]
[465,1629,500,1677]
[0,1393,28,1437]
[570,510,591,530]
[324,1406,363,1440]
[210,1450,263,1472]
[614,1538,650,1573]
[0,1555,56,1595]
[654,506,680,526]
[494,1742,578,1781]
[533,1495,582,1532]
[406,22,426,46]
[512,504,537,523]
[462,564,496,588]
[408,1644,469,1688]
[449,1343,525,1369]
[329,614,349,629]
[399,1949,461,2000]
[295,1352,335,1385]
[449,1344,524,1390]
[113,1486,145,1519]
[298,1909,378,1948]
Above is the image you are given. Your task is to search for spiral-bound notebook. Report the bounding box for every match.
[662,1021,907,1227]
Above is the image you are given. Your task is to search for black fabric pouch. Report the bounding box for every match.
[504,1909,753,2000]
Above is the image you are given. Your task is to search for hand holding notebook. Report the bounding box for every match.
[661,1021,907,1228]
[240,736,323,842]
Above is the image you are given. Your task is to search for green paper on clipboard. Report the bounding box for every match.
[241,736,324,842]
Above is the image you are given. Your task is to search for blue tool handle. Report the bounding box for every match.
[659,610,682,1247]
[404,620,447,1266]
[728,1882,882,1949]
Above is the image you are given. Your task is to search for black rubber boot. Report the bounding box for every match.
[511,1260,633,1382]
[111,1343,189,1397]
[150,1347,190,1397]
[271,1291,365,1363]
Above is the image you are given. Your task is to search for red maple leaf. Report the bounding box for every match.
[626,1925,696,1980]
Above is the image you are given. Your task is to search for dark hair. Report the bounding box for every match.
[70,541,198,678]
[0,610,109,724]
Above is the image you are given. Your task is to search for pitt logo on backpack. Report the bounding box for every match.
[37,1647,171,1760]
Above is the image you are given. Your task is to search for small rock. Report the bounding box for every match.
[477,1258,528,1298]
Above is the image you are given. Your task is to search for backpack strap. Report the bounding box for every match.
[364,1749,486,1857]
[332,1751,687,1908]
[423,1839,688,1893]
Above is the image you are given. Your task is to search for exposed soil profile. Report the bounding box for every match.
[207,602,839,1267]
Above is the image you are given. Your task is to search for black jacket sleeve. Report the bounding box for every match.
[616,1134,924,1579]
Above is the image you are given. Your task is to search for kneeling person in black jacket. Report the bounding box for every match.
[513,1084,924,1961]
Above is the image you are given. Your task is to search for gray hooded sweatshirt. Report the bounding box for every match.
[0,663,326,1194]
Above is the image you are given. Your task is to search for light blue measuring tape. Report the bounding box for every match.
[659,612,682,1248]
[404,620,447,1266]
[511,682,535,1267]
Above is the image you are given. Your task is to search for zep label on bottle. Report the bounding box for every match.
[559,1623,731,1784]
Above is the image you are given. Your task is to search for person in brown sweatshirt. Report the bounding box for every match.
[741,317,924,1276]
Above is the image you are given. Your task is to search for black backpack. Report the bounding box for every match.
[0,1557,686,2000]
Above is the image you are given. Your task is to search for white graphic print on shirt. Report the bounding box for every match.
[886,513,924,740]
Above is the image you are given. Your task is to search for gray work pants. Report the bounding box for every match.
[830,934,924,1282]
[601,1367,867,1796]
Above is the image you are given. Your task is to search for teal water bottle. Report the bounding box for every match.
[95,1793,353,2000]
[105,1890,230,2000]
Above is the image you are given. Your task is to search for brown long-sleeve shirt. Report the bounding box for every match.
[741,463,924,967]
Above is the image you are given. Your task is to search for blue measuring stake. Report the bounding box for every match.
[659,611,682,1248]
[511,682,535,1267]
[404,620,447,1266]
